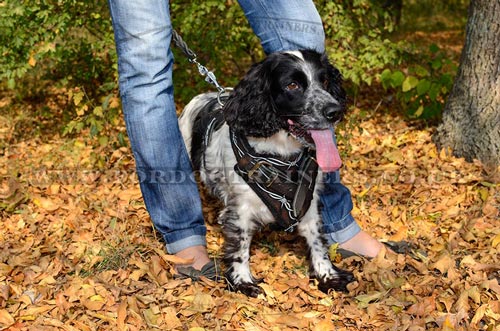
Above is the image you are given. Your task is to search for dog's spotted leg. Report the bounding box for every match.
[297,215,355,293]
[221,206,262,297]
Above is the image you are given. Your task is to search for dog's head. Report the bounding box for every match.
[223,50,347,171]
[224,50,346,138]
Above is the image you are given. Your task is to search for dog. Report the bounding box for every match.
[179,50,354,297]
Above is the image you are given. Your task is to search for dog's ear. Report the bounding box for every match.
[223,57,283,137]
[322,53,347,109]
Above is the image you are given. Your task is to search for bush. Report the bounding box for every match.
[1,0,403,149]
[317,0,401,87]
[0,0,122,154]
[380,44,457,119]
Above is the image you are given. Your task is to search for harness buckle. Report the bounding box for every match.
[247,161,279,187]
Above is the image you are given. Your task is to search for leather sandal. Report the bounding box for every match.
[174,260,223,281]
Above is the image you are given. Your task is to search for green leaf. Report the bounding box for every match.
[402,76,419,92]
[93,106,103,117]
[416,79,431,96]
[431,59,442,70]
[428,84,441,101]
[413,65,430,78]
[380,69,393,89]
[414,105,424,117]
[390,71,405,88]
[429,43,440,53]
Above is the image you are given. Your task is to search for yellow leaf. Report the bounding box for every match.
[313,319,336,331]
[492,233,500,248]
[191,292,214,313]
[471,304,488,325]
[93,106,103,117]
[163,307,182,330]
[73,91,84,106]
[442,315,455,331]
[143,308,160,328]
[328,243,339,261]
[76,104,88,116]
[460,255,476,267]
[83,297,105,311]
[90,294,105,302]
[355,291,384,308]
[33,196,60,212]
[260,283,276,305]
[28,55,37,67]
[39,275,57,285]
[0,309,15,328]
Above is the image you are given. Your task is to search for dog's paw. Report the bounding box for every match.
[234,282,263,297]
[316,269,355,294]
[227,278,262,297]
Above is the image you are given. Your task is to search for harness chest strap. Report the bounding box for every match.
[230,129,318,231]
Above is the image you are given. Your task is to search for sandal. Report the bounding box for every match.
[174,260,223,281]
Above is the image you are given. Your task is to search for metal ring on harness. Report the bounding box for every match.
[217,87,233,106]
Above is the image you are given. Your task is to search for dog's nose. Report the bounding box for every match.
[322,103,343,122]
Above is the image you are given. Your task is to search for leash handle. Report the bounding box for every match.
[172,29,197,60]
[172,29,229,105]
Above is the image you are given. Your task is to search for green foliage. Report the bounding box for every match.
[0,0,463,150]
[380,44,457,119]
[170,1,261,104]
[318,0,401,87]
[170,0,402,98]
[0,0,122,152]
[401,0,469,31]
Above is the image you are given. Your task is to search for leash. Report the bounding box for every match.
[172,30,231,106]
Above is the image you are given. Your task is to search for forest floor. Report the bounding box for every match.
[1,27,499,330]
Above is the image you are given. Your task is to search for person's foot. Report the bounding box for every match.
[338,230,385,258]
[174,245,211,271]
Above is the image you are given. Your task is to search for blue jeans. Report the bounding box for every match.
[108,0,360,254]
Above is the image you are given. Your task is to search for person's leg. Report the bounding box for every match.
[108,0,209,268]
[238,0,383,257]
[237,0,325,54]
[321,172,384,258]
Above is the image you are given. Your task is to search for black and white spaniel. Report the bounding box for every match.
[179,50,354,297]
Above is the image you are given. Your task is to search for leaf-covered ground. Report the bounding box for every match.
[1,91,499,330]
[1,25,499,330]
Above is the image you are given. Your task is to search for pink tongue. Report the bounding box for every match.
[309,129,342,172]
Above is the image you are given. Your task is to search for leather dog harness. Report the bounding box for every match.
[200,108,319,232]
[229,129,318,232]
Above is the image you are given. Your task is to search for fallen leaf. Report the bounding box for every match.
[0,309,15,328]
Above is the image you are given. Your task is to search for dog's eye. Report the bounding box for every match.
[286,82,300,91]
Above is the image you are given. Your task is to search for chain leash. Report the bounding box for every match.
[172,30,231,106]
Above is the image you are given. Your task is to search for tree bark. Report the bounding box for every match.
[433,0,500,168]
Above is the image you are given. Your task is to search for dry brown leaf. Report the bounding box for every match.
[191,292,214,313]
[430,251,454,274]
[3,70,500,330]
[32,196,60,211]
[407,294,436,316]
[117,300,127,331]
[0,309,15,328]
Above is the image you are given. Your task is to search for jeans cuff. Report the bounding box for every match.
[165,235,207,254]
[324,217,362,245]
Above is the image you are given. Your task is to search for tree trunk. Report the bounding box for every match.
[433,0,500,168]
